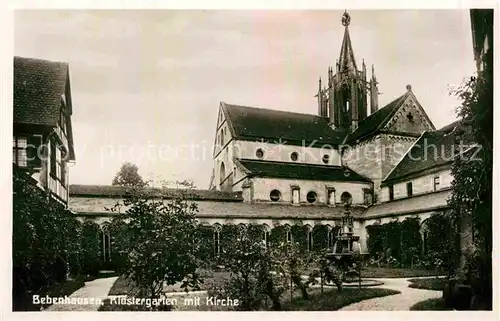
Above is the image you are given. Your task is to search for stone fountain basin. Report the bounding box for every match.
[340,279,384,287]
[310,279,383,288]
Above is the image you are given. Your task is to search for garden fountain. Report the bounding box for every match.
[325,197,374,287]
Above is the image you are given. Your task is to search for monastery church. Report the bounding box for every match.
[14,12,460,257]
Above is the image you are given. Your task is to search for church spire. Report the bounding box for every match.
[338,11,357,73]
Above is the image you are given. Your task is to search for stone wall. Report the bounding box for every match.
[213,139,236,191]
[380,168,452,202]
[383,94,434,134]
[251,177,372,205]
[341,135,383,201]
[233,140,342,166]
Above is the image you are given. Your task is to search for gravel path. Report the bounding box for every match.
[339,277,442,311]
[45,276,118,311]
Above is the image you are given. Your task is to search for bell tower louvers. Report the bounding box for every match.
[316,11,379,131]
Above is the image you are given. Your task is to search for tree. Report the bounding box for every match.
[271,242,313,301]
[215,228,271,310]
[448,46,492,308]
[112,183,204,304]
[112,162,145,187]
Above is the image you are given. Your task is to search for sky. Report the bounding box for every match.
[14,10,477,189]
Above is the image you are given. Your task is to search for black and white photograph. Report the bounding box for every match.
[6,6,494,314]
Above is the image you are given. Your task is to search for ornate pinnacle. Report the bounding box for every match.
[341,10,351,27]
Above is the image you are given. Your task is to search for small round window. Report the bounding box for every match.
[290,152,299,162]
[341,192,352,204]
[256,148,264,159]
[270,189,281,202]
[322,154,330,164]
[306,191,317,203]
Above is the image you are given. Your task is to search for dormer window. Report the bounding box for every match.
[406,182,413,197]
[388,185,394,201]
[433,176,440,191]
[327,188,336,205]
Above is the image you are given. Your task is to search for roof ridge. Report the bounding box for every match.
[15,56,69,67]
[358,92,406,125]
[224,102,327,119]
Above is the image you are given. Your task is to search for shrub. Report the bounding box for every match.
[12,166,86,310]
[109,185,205,300]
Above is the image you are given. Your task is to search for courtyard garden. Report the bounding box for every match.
[11,172,463,311]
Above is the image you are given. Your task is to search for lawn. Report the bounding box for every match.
[107,269,230,296]
[407,277,447,291]
[104,272,400,311]
[281,287,400,311]
[102,286,400,311]
[410,298,451,310]
[174,286,400,311]
[361,266,441,278]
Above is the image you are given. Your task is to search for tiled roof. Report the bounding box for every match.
[344,92,410,144]
[71,197,366,220]
[195,201,366,219]
[14,57,69,126]
[438,120,461,134]
[69,185,243,202]
[238,159,371,182]
[382,122,459,184]
[223,102,347,146]
[361,189,451,219]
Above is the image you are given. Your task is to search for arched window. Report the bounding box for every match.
[256,148,264,159]
[101,224,111,263]
[213,224,222,256]
[305,225,313,251]
[237,224,247,237]
[219,162,226,189]
[327,226,334,248]
[262,224,271,249]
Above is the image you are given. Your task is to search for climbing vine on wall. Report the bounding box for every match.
[366,216,453,268]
